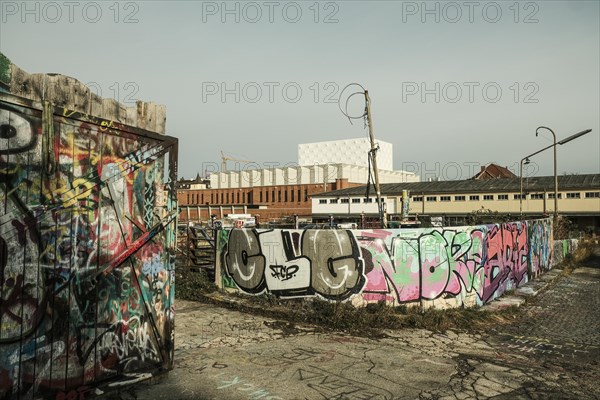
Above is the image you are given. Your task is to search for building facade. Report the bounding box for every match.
[209,163,415,189]
[181,164,419,224]
[298,138,394,170]
[312,174,600,232]
[178,178,361,223]
[179,138,418,224]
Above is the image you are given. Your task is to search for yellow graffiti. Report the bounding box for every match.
[62,108,78,118]
[99,120,116,132]
[54,177,95,207]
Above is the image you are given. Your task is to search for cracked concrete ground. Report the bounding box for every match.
[103,260,600,400]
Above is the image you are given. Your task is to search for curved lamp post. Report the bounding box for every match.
[534,127,592,218]
[519,157,530,216]
[535,127,558,218]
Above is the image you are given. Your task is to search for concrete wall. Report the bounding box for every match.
[552,238,580,265]
[216,218,558,308]
[0,55,178,399]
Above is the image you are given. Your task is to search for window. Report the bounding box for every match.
[513,194,524,200]
[352,198,361,203]
[426,196,437,202]
[364,198,373,203]
[412,196,423,202]
[304,189,308,201]
[201,194,204,203]
[220,193,224,203]
[483,195,493,201]
[211,193,214,203]
[548,193,562,199]
[440,196,451,202]
[284,191,288,202]
[187,193,190,204]
[319,199,327,204]
[531,193,544,200]
[278,190,282,202]
[566,192,580,199]
[226,193,229,203]
[454,196,465,201]
[585,192,600,198]
[469,195,480,201]
[291,190,294,202]
[272,190,275,202]
[341,198,350,204]
[498,194,508,200]
[329,199,338,204]
[259,191,262,202]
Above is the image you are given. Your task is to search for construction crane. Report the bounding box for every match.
[220,151,255,172]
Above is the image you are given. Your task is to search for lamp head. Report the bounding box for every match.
[525,158,530,165]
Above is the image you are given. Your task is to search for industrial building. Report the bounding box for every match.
[178,138,418,223]
[311,174,600,232]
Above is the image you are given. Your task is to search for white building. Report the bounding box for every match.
[210,137,417,189]
[298,138,393,171]
[210,163,418,189]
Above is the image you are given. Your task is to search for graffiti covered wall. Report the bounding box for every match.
[552,238,579,266]
[216,219,554,308]
[1,93,178,399]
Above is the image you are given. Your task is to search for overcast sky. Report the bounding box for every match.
[1,0,599,181]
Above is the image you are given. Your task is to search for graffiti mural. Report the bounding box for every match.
[481,222,529,303]
[0,93,178,399]
[527,219,553,277]
[223,229,365,300]
[357,227,486,307]
[217,219,556,307]
[552,238,579,266]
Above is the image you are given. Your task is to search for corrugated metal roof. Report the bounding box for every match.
[312,174,600,197]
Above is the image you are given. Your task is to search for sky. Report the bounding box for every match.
[1,0,599,181]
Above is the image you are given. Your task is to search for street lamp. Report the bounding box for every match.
[535,127,592,218]
[519,157,530,215]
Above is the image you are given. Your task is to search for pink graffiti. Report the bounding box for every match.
[482,222,528,303]
[360,228,485,304]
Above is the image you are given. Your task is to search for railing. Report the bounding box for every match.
[176,225,218,276]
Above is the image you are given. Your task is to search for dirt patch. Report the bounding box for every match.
[189,290,522,338]
[175,265,216,301]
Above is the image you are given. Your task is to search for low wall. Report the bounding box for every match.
[216,219,557,308]
[552,238,580,265]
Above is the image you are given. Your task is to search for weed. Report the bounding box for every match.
[175,266,216,301]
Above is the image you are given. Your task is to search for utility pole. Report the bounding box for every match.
[364,90,387,228]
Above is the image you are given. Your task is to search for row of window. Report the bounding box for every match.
[320,197,384,204]
[318,192,600,205]
[411,192,599,202]
[186,188,310,205]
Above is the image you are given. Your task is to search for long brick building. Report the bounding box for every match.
[177,139,419,224]
[177,176,359,223]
